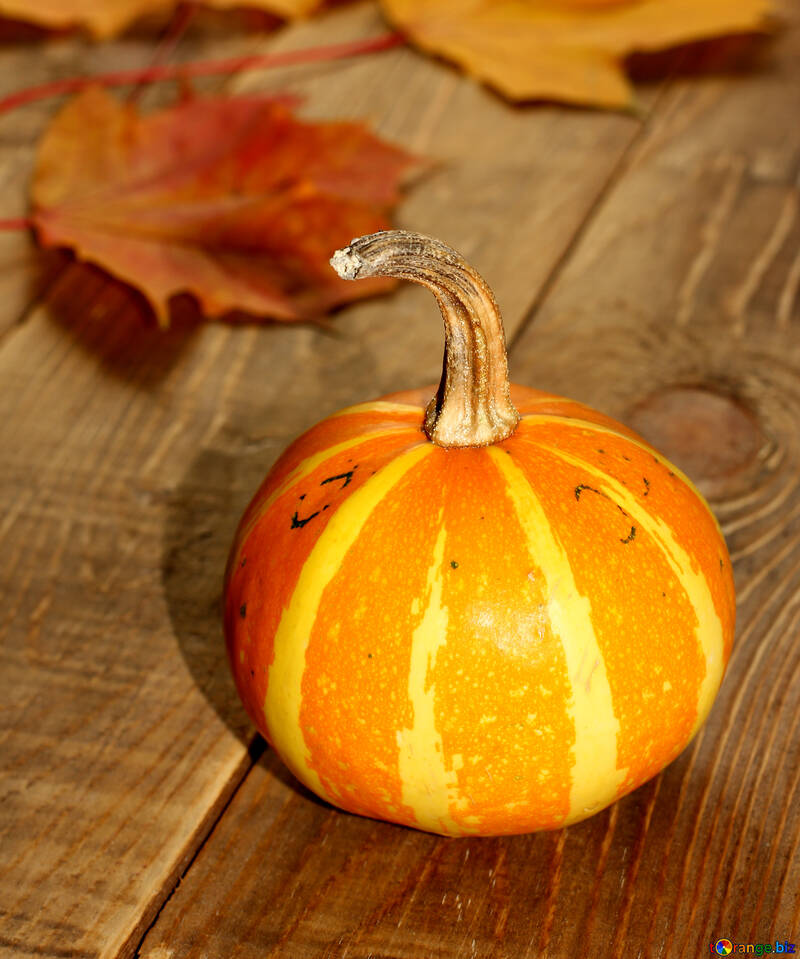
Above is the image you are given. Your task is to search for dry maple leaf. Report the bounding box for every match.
[380,0,773,109]
[0,0,323,39]
[31,86,420,325]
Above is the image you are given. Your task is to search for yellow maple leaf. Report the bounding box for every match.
[380,0,773,108]
[0,0,323,39]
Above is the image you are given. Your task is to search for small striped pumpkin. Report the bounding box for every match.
[224,231,735,836]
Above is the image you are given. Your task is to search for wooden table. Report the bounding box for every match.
[2,3,799,956]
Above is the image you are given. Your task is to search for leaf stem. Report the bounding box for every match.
[0,216,33,231]
[127,1,199,103]
[0,31,406,117]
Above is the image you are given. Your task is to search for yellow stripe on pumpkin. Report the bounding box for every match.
[396,523,469,836]
[265,443,433,803]
[234,429,409,562]
[488,446,627,824]
[543,445,725,739]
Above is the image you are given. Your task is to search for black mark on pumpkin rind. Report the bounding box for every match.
[367,653,373,659]
[291,509,321,529]
[576,483,636,544]
[239,603,247,618]
[299,493,306,501]
[321,468,356,489]
[250,669,255,677]
[622,454,631,462]
[643,477,650,496]
[450,560,459,569]
[577,484,628,515]
[240,557,247,567]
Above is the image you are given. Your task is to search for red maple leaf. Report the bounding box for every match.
[31,86,421,325]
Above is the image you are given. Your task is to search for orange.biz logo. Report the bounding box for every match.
[711,940,796,955]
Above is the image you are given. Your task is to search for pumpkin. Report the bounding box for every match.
[224,230,735,837]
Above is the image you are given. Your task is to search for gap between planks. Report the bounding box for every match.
[126,739,266,959]
[507,56,684,358]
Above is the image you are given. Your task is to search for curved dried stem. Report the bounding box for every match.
[332,230,520,448]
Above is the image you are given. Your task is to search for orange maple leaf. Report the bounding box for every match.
[0,0,323,39]
[31,86,420,325]
[380,0,773,109]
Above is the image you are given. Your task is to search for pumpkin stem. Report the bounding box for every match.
[331,230,520,448]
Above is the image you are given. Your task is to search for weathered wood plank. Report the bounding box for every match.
[0,4,652,957]
[135,9,800,959]
[0,22,268,959]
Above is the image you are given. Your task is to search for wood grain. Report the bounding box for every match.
[0,4,662,957]
[135,10,800,959]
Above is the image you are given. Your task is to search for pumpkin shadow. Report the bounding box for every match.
[161,422,334,811]
[162,439,262,746]
[159,310,359,743]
